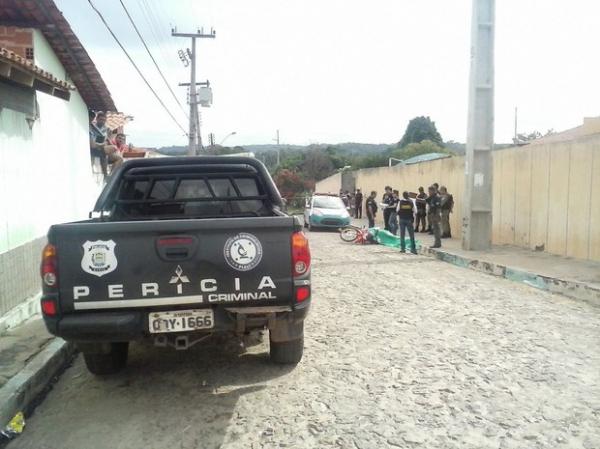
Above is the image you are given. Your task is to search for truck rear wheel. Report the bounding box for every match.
[269,336,304,364]
[82,342,129,375]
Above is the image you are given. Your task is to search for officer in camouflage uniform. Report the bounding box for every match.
[428,185,442,248]
[439,186,454,238]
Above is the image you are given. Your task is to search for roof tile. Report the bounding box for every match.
[0,0,117,111]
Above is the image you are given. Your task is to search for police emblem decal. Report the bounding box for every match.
[223,233,263,271]
[81,240,118,277]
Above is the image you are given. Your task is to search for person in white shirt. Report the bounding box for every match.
[397,191,417,254]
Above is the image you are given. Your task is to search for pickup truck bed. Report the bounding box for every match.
[40,157,311,374]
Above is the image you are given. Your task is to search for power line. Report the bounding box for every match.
[138,0,172,61]
[86,0,188,136]
[118,0,188,119]
[137,1,179,77]
[135,0,176,74]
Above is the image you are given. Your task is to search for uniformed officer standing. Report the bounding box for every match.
[381,186,393,231]
[397,191,417,254]
[439,186,454,238]
[354,189,363,218]
[366,191,378,228]
[427,182,439,234]
[387,189,400,234]
[415,186,428,232]
[428,185,442,248]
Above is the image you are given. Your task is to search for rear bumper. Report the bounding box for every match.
[310,216,350,228]
[43,302,310,343]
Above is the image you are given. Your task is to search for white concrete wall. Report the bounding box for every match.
[315,172,342,195]
[0,29,102,254]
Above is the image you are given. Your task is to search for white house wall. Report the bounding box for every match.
[0,29,103,316]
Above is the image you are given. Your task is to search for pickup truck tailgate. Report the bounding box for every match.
[50,217,297,312]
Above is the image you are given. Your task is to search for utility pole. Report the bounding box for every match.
[274,129,280,166]
[172,28,215,156]
[514,106,518,141]
[463,0,495,250]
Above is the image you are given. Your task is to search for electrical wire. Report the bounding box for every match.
[137,0,185,98]
[118,0,188,119]
[135,1,177,77]
[139,0,171,58]
[86,0,188,136]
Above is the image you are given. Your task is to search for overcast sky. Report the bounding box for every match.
[55,0,600,148]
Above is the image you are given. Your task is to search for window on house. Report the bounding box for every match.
[25,48,34,60]
[0,79,35,116]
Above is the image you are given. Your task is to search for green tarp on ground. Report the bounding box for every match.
[368,228,420,249]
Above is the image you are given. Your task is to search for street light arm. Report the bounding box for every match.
[219,131,237,145]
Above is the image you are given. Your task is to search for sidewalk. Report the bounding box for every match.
[0,316,74,432]
[418,237,600,307]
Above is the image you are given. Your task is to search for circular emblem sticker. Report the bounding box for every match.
[224,233,263,271]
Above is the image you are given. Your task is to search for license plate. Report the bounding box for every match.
[149,309,214,334]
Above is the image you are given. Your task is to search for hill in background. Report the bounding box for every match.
[155,142,393,157]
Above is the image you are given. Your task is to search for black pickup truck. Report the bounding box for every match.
[40,157,311,374]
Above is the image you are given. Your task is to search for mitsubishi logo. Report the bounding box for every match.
[169,265,190,294]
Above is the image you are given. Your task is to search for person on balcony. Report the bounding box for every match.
[89,111,122,175]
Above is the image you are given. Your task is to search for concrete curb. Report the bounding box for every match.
[420,246,600,307]
[0,294,41,334]
[0,339,75,427]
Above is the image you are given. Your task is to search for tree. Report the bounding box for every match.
[301,149,335,181]
[398,116,443,148]
[324,145,349,170]
[351,153,389,169]
[273,169,308,200]
[391,140,450,161]
[277,150,303,172]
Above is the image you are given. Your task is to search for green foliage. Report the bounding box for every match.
[324,145,350,169]
[301,149,335,181]
[398,116,443,148]
[350,153,390,169]
[157,119,453,198]
[391,140,449,161]
[271,146,376,201]
[444,140,466,154]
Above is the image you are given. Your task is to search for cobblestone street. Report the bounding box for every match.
[9,231,600,449]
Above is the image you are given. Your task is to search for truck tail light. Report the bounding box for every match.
[295,286,310,302]
[41,298,57,316]
[291,231,310,277]
[41,244,58,287]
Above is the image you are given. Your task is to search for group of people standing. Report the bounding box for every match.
[339,189,364,219]
[343,184,454,252]
[414,183,454,240]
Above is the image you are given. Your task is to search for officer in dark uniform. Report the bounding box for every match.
[366,191,378,228]
[354,189,363,218]
[426,182,439,234]
[428,185,442,248]
[397,191,417,254]
[388,189,400,234]
[415,186,428,232]
[382,186,393,231]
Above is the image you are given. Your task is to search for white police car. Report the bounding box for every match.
[304,194,351,230]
